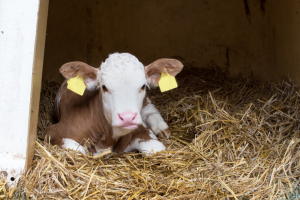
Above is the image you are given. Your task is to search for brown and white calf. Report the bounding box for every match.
[44,53,183,155]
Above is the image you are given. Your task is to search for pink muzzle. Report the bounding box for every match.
[117,111,138,129]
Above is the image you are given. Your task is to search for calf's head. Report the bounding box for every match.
[60,53,183,134]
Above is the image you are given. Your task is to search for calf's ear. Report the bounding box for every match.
[145,59,183,87]
[60,61,99,91]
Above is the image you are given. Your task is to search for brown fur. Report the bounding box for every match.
[60,62,98,81]
[44,61,153,154]
[112,125,152,153]
[142,96,148,107]
[145,59,184,85]
[44,84,115,154]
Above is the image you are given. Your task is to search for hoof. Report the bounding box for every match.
[158,128,171,139]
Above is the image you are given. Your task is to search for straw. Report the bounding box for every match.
[1,66,299,199]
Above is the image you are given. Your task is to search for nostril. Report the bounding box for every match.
[118,114,124,121]
[132,113,137,120]
[117,112,138,125]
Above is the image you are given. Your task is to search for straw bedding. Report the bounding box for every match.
[1,66,300,199]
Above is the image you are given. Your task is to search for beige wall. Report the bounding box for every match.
[42,0,300,85]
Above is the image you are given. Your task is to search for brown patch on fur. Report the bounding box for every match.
[158,128,171,139]
[145,59,183,86]
[59,61,99,83]
[139,89,145,93]
[142,95,148,108]
[112,125,152,153]
[44,81,115,154]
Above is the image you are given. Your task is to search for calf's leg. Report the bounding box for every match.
[61,138,86,154]
[112,126,166,155]
[44,124,86,154]
[124,130,166,156]
[141,97,171,138]
[44,124,63,146]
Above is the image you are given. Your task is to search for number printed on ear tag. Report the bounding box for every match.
[158,70,178,92]
[67,74,86,96]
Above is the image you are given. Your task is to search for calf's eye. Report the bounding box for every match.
[102,85,108,92]
[141,84,146,90]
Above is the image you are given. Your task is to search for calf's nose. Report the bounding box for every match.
[117,112,138,127]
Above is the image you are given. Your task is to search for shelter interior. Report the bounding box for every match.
[42,0,300,84]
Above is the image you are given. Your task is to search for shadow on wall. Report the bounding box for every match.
[43,0,300,86]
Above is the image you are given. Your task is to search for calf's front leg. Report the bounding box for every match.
[112,126,166,155]
[141,97,171,138]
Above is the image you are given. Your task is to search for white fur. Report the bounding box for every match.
[149,130,158,139]
[84,76,99,91]
[84,53,169,140]
[97,53,147,138]
[124,135,166,156]
[63,139,107,156]
[62,138,86,154]
[141,97,169,135]
[145,68,158,87]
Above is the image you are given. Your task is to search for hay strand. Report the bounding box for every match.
[1,67,300,199]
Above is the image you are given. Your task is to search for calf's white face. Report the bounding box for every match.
[59,53,183,138]
[98,53,147,129]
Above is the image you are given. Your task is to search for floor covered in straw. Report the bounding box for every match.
[1,66,300,199]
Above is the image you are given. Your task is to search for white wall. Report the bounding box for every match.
[0,0,40,184]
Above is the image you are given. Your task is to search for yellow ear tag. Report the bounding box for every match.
[67,75,86,96]
[158,69,178,92]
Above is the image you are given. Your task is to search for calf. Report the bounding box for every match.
[44,53,183,155]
